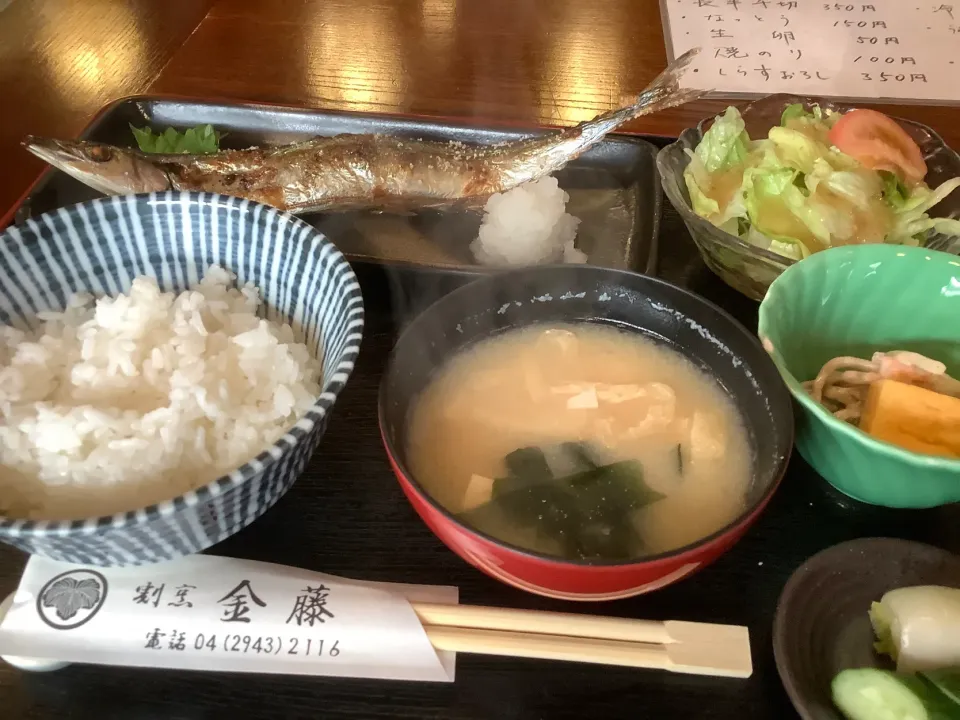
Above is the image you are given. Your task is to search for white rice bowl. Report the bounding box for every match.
[0,266,322,521]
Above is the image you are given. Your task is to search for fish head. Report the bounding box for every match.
[22,137,171,195]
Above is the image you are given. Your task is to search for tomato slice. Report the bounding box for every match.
[828,108,927,186]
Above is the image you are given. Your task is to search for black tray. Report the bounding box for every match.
[3,105,960,717]
[1,208,959,720]
[14,97,663,276]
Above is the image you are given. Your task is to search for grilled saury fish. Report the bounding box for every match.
[24,50,704,215]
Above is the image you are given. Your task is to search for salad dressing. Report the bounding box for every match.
[784,117,831,145]
[754,198,820,250]
[813,186,893,245]
[852,202,894,245]
[705,166,746,211]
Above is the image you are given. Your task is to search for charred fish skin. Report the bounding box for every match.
[167,135,506,212]
[23,49,705,214]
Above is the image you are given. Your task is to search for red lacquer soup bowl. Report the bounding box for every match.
[378,265,794,601]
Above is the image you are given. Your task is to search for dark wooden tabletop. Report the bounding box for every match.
[3,0,960,217]
[1,1,959,719]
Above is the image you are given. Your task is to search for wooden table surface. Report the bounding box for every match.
[1,2,960,719]
[2,0,959,218]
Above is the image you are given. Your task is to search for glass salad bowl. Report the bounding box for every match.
[656,94,960,301]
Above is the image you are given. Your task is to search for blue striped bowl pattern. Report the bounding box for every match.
[0,192,364,566]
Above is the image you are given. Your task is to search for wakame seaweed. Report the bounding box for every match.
[565,461,663,519]
[576,522,642,561]
[457,443,665,561]
[503,447,552,484]
[560,441,599,473]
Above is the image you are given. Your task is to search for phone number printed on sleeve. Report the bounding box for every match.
[143,628,341,657]
[209,633,340,657]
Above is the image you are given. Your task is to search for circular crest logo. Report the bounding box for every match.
[36,569,108,630]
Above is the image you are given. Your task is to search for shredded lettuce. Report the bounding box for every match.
[695,106,751,173]
[884,175,960,245]
[682,105,960,263]
[780,103,808,126]
[682,106,751,226]
[683,171,720,218]
[742,166,833,245]
[744,224,808,262]
[779,102,840,131]
[683,150,747,228]
[881,171,911,209]
[897,177,960,216]
[769,128,860,178]
[807,159,881,211]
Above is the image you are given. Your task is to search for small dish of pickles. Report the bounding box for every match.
[773,538,960,720]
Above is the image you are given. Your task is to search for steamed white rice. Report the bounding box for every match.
[470,176,586,267]
[0,266,322,520]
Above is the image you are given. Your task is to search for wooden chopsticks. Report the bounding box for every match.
[412,603,752,678]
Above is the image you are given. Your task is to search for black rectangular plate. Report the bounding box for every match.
[14,97,662,275]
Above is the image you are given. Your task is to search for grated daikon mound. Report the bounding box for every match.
[0,266,323,521]
[470,176,586,267]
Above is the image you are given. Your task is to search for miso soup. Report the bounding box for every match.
[406,323,753,561]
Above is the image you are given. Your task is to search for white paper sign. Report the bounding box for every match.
[661,0,960,103]
[0,555,457,682]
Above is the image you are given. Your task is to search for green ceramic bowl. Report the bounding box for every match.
[758,244,960,508]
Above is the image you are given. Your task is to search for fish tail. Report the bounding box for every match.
[492,49,708,188]
[567,48,707,148]
[630,47,707,117]
[610,48,708,125]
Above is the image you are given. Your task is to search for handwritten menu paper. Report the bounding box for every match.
[0,555,457,681]
[660,1,960,103]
